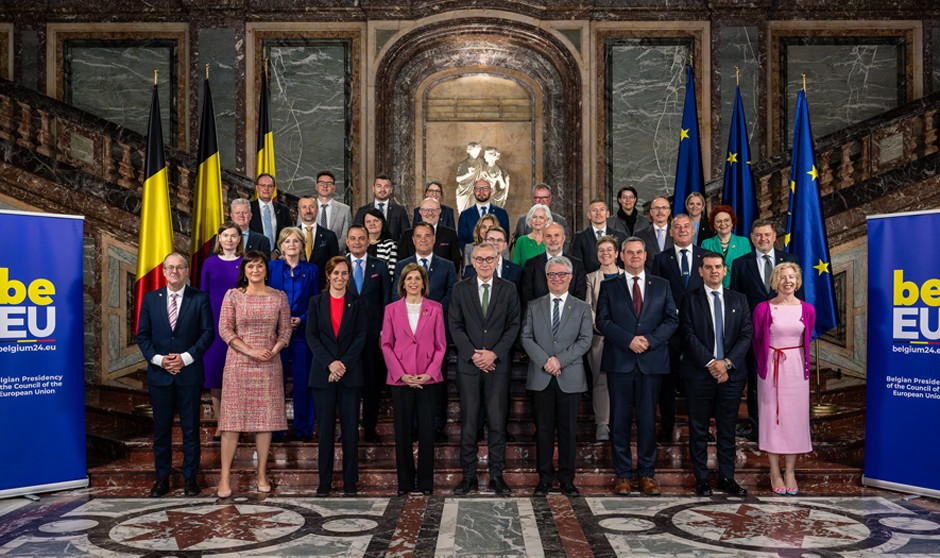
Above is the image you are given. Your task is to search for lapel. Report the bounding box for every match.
[413,299,432,339]
[618,276,639,319]
[155,290,172,331]
[750,252,770,295]
[697,288,716,347]
[327,294,356,344]
[175,286,193,328]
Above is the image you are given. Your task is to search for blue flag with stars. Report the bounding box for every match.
[784,89,838,338]
[721,86,757,236]
[673,64,704,216]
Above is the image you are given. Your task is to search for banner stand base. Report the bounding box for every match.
[0,478,89,501]
[862,476,940,500]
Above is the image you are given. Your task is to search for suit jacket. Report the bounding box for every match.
[355,201,411,242]
[514,211,571,249]
[521,252,587,308]
[596,273,678,374]
[381,298,447,386]
[396,224,461,271]
[730,250,803,313]
[521,293,593,393]
[413,204,456,230]
[244,230,272,257]
[299,224,339,287]
[570,225,626,274]
[250,199,293,244]
[319,199,352,251]
[651,244,706,307]
[692,218,715,246]
[347,254,389,337]
[701,234,753,288]
[457,204,510,250]
[391,254,457,316]
[463,258,523,293]
[678,286,753,381]
[136,286,215,387]
[609,210,651,237]
[635,224,673,268]
[305,291,367,389]
[448,276,521,375]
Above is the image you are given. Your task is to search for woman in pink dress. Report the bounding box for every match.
[216,251,292,498]
[751,262,816,495]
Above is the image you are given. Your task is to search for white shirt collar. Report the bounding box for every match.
[477,276,494,289]
[757,248,775,261]
[416,253,434,266]
[551,291,569,306]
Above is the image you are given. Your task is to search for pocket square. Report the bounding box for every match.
[370,273,379,278]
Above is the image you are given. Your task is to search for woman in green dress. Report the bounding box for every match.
[700,204,752,288]
[511,204,552,266]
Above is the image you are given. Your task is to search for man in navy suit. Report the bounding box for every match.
[412,181,456,230]
[457,178,510,250]
[597,237,678,496]
[297,195,340,288]
[651,214,705,443]
[250,173,293,255]
[635,196,673,269]
[730,219,802,441]
[231,199,271,257]
[463,226,522,291]
[522,223,587,308]
[680,252,753,496]
[136,253,214,498]
[570,199,626,273]
[354,175,411,242]
[399,198,461,272]
[346,225,390,442]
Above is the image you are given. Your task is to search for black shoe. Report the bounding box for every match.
[343,484,358,496]
[150,479,170,498]
[454,476,479,495]
[316,486,331,497]
[489,476,512,495]
[717,477,747,497]
[695,479,712,496]
[184,478,201,497]
[533,482,551,496]
[560,482,579,496]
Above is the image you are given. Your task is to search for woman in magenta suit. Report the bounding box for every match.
[751,262,815,495]
[381,262,447,495]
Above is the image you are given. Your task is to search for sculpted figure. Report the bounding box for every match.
[455,142,483,213]
[482,147,510,208]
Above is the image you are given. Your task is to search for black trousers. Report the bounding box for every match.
[313,384,361,489]
[531,377,582,485]
[149,381,201,481]
[392,382,441,492]
[456,369,509,477]
[360,336,386,435]
[684,371,745,480]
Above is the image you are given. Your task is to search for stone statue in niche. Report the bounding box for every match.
[481,146,510,208]
[455,142,483,213]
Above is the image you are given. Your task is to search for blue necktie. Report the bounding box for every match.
[420,257,429,272]
[712,290,724,360]
[480,205,487,216]
[354,259,364,293]
[378,202,386,216]
[680,248,690,287]
[262,204,274,248]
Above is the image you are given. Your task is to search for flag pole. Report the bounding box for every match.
[735,66,740,86]
[810,341,838,416]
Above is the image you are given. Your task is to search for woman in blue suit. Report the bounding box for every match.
[269,227,319,441]
[306,256,368,496]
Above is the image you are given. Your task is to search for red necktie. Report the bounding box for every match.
[632,277,643,316]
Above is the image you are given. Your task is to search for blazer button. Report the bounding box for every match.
[413,340,416,344]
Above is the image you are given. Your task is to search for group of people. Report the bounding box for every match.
[136,171,815,499]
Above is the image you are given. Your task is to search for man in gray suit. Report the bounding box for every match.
[315,170,352,252]
[521,256,593,496]
[449,242,521,496]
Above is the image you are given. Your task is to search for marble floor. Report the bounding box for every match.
[3,489,940,557]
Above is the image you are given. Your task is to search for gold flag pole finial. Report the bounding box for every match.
[802,73,807,91]
[153,69,158,86]
[735,66,740,86]
[263,57,269,79]
[689,52,694,68]
[205,63,209,80]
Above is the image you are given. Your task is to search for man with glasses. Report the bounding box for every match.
[412,181,456,230]
[521,222,587,308]
[313,170,352,252]
[457,178,510,251]
[449,243,521,496]
[249,173,293,256]
[354,174,411,242]
[513,183,570,245]
[463,226,522,291]
[571,199,626,273]
[636,196,674,268]
[398,197,460,271]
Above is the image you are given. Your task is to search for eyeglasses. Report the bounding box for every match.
[317,180,335,186]
[533,195,551,202]
[546,272,570,279]
[164,265,188,272]
[473,256,496,264]
[484,237,506,244]
[650,205,670,212]
[419,207,441,213]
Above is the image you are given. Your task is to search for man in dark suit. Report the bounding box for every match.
[597,237,678,496]
[651,214,706,443]
[412,180,456,230]
[635,196,673,268]
[463,226,523,290]
[345,225,390,443]
[680,252,753,496]
[449,242,521,496]
[522,223,587,308]
[249,173,293,255]
[297,195,340,288]
[354,175,411,242]
[398,198,461,272]
[570,199,626,273]
[136,253,214,498]
[457,178,510,250]
[231,199,271,257]
[730,219,802,441]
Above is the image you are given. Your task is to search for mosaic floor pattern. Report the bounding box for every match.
[2,492,940,557]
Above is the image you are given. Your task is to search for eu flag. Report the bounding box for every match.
[721,86,757,236]
[784,89,838,338]
[673,64,704,216]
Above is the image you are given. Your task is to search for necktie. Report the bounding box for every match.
[242,231,249,250]
[656,227,665,251]
[481,283,490,317]
[262,204,274,248]
[712,291,724,360]
[480,205,487,216]
[354,259,364,293]
[632,277,642,316]
[763,254,773,291]
[378,202,386,216]
[420,257,429,272]
[552,297,561,338]
[305,226,314,262]
[320,204,329,228]
[596,229,603,239]
[168,293,178,331]
[680,248,690,287]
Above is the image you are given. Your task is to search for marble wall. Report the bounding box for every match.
[718,26,760,166]
[19,29,38,91]
[197,28,237,171]
[932,28,940,94]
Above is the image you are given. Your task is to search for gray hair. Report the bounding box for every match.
[525,204,554,227]
[621,236,646,251]
[419,197,441,209]
[545,255,573,274]
[532,182,553,195]
[472,242,497,258]
[231,198,251,211]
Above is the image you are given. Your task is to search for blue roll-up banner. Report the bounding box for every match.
[0,210,88,498]
[865,210,940,498]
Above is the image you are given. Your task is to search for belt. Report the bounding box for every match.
[769,344,802,425]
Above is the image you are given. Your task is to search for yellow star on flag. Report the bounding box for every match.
[680,128,689,140]
[813,259,830,275]
[807,165,818,181]
[784,233,791,247]
[726,152,738,164]
[790,180,796,193]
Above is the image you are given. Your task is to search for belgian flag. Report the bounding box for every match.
[134,80,174,334]
[256,59,277,198]
[190,73,224,288]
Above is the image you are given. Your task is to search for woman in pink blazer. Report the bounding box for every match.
[381,262,447,495]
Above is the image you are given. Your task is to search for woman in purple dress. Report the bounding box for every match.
[199,221,244,439]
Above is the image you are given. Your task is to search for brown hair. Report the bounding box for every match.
[396,262,430,298]
[236,250,269,288]
[214,220,245,256]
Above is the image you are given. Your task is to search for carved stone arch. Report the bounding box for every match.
[374,16,582,227]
